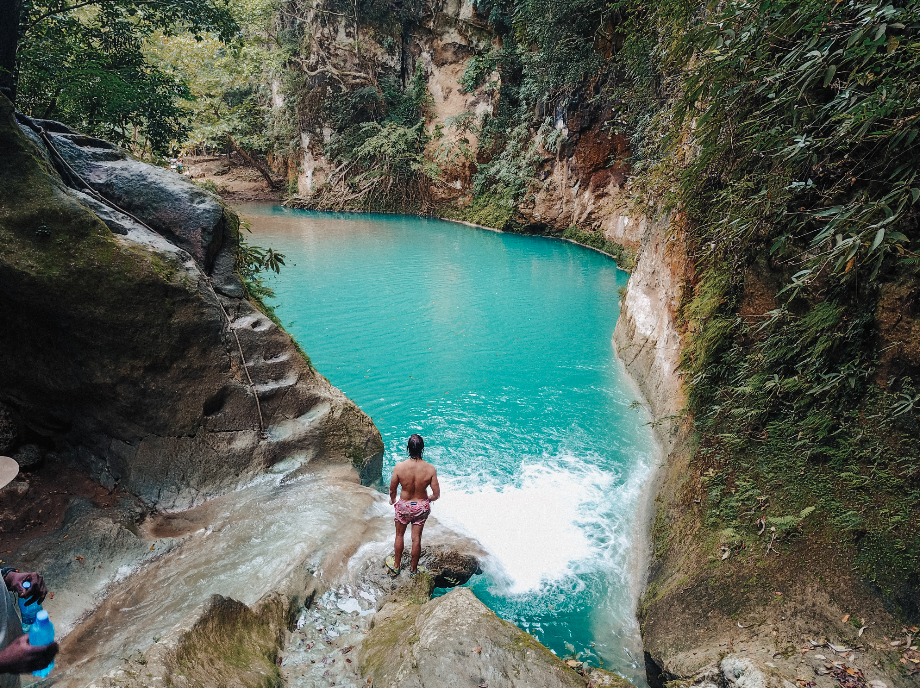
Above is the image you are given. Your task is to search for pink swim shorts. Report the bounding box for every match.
[394,498,431,526]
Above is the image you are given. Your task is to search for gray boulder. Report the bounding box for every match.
[25,120,243,298]
[359,587,587,688]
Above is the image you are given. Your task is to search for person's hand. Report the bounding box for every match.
[0,635,58,674]
[4,571,48,604]
[389,497,396,505]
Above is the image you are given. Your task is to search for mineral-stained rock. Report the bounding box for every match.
[359,587,586,688]
[1,96,384,509]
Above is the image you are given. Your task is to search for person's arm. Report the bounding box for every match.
[389,466,400,505]
[3,570,47,604]
[428,469,440,502]
[0,635,59,674]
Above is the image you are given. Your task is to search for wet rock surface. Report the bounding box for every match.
[360,544,482,591]
[280,587,378,687]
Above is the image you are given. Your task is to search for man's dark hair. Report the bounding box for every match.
[407,434,424,458]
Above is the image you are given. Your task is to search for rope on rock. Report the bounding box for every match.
[16,112,268,439]
[210,287,268,438]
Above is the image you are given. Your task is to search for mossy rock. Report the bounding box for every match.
[359,587,587,688]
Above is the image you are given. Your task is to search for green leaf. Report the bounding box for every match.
[822,64,836,87]
[912,188,920,204]
[870,228,885,252]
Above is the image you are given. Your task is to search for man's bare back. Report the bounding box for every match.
[387,434,440,575]
[389,459,439,503]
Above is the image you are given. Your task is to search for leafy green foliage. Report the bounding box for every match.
[236,220,286,318]
[670,0,920,284]
[16,0,240,154]
[471,120,551,205]
[143,0,278,154]
[613,0,920,595]
[308,63,438,212]
[562,226,636,271]
[453,0,630,221]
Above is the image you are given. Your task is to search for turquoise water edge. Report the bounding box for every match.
[240,203,656,685]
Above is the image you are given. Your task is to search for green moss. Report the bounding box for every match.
[442,189,518,231]
[360,602,422,677]
[173,595,284,688]
[0,96,193,319]
[151,254,180,282]
[562,226,636,272]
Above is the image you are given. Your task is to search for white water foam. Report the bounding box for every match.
[434,454,638,596]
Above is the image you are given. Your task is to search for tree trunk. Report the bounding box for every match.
[0,0,23,102]
[227,135,280,190]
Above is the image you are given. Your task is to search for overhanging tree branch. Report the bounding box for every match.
[227,134,281,190]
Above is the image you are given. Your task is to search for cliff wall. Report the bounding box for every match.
[277,0,640,267]
[614,220,919,688]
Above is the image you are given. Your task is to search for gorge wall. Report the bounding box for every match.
[264,2,920,688]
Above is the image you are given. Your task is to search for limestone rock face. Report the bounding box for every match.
[612,213,686,427]
[0,97,383,509]
[359,587,586,688]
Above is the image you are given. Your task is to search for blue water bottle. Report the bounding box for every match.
[28,610,55,677]
[18,580,42,632]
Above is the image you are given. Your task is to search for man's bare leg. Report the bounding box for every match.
[393,520,408,571]
[410,523,425,573]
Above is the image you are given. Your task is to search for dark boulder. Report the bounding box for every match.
[0,401,19,454]
[12,443,43,470]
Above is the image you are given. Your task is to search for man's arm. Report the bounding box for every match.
[389,465,400,505]
[428,468,440,502]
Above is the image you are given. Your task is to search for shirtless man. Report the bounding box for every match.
[387,434,440,575]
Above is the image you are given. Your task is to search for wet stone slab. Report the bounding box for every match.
[280,587,379,687]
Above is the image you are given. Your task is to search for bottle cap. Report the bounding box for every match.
[21,581,31,589]
[36,610,49,622]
